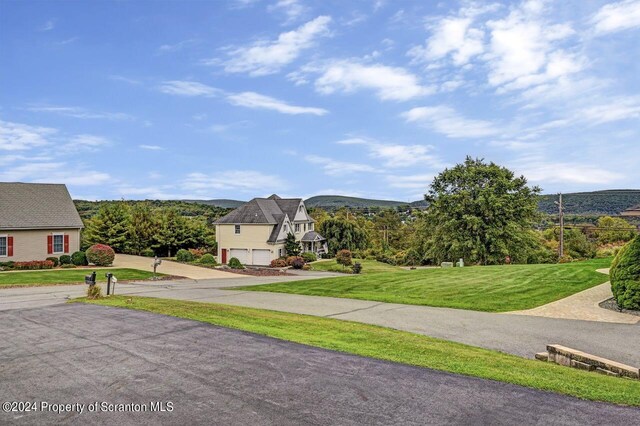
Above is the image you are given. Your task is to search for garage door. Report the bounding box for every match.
[252,249,271,266]
[229,249,249,265]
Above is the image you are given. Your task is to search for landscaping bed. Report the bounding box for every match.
[223,267,291,277]
[599,298,640,317]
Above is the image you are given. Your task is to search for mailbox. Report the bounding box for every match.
[85,271,96,286]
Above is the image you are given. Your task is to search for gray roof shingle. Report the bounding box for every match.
[0,182,84,230]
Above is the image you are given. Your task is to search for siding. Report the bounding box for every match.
[216,224,284,264]
[0,228,81,262]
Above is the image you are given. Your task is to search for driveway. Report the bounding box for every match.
[113,254,240,280]
[1,304,638,425]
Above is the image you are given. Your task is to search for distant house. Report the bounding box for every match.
[620,205,640,217]
[0,183,83,262]
[214,194,327,265]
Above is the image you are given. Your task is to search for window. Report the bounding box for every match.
[234,225,241,234]
[283,224,288,233]
[278,248,284,257]
[303,223,307,232]
[295,223,300,233]
[53,234,64,254]
[309,223,314,231]
[0,236,6,257]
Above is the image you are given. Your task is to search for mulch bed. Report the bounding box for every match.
[224,268,292,277]
[599,297,640,317]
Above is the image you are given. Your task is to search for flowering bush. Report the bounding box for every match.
[336,249,353,268]
[189,248,206,259]
[86,244,115,266]
[285,256,304,267]
[270,258,288,268]
[14,260,54,270]
[291,258,305,269]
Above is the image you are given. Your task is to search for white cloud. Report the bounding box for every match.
[337,137,441,168]
[519,162,622,185]
[579,96,640,125]
[139,144,165,150]
[409,17,484,66]
[268,0,308,24]
[591,0,640,35]
[0,162,110,186]
[68,135,111,150]
[220,15,331,76]
[227,91,328,115]
[158,80,220,97]
[26,104,134,121]
[402,106,500,138]
[304,155,377,176]
[158,39,198,53]
[313,60,434,101]
[39,19,55,31]
[183,170,286,192]
[386,173,434,189]
[0,120,55,151]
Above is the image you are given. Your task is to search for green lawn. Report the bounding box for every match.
[77,296,640,406]
[310,258,401,274]
[241,258,613,312]
[0,268,163,287]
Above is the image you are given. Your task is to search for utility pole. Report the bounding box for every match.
[555,193,564,260]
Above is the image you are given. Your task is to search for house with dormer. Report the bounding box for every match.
[213,194,327,265]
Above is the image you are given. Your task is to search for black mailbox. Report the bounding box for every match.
[85,271,97,286]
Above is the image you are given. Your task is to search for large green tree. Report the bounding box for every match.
[318,217,369,255]
[128,203,158,255]
[82,202,131,252]
[421,157,542,265]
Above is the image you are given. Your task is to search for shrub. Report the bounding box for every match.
[351,262,362,274]
[141,248,155,257]
[320,253,332,259]
[291,257,305,269]
[86,244,115,266]
[302,264,311,271]
[610,236,640,310]
[14,260,54,270]
[59,254,72,265]
[270,258,288,268]
[71,251,88,266]
[200,253,217,265]
[228,257,244,269]
[285,256,304,267]
[336,249,353,268]
[302,252,317,263]
[0,261,15,271]
[87,284,103,300]
[46,257,59,267]
[176,249,194,263]
[189,248,206,259]
[60,263,76,269]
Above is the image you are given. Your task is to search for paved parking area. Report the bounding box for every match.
[1,304,638,425]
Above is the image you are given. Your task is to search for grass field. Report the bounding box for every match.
[310,258,401,274]
[77,296,640,406]
[241,258,613,312]
[0,268,163,287]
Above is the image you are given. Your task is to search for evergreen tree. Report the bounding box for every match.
[82,202,131,252]
[153,208,190,257]
[284,232,301,256]
[128,203,158,255]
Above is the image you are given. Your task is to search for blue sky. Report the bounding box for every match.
[1,0,639,201]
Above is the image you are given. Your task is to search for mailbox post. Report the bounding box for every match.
[152,256,162,280]
[105,273,113,295]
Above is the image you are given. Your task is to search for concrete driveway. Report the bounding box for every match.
[113,254,240,280]
[1,304,638,425]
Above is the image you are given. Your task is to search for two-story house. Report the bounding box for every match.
[214,194,327,265]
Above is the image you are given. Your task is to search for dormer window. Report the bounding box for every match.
[299,205,304,212]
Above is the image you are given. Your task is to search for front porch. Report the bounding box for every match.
[300,231,328,255]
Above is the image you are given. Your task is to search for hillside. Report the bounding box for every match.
[305,195,414,210]
[182,199,245,209]
[538,190,640,215]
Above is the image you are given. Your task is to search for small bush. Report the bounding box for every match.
[302,264,311,271]
[176,249,194,262]
[71,251,88,266]
[141,248,155,257]
[189,248,206,259]
[270,258,288,268]
[60,263,77,269]
[46,257,59,267]
[227,257,244,269]
[0,261,15,271]
[320,253,332,259]
[87,284,103,300]
[302,252,317,263]
[291,258,305,269]
[336,249,353,268]
[351,262,362,274]
[610,236,640,310]
[286,256,304,267]
[14,260,54,270]
[200,253,217,265]
[86,244,115,266]
[59,254,72,265]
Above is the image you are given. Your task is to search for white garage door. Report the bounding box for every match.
[252,249,271,266]
[229,249,249,265]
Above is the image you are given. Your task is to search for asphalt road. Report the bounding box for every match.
[1,304,638,425]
